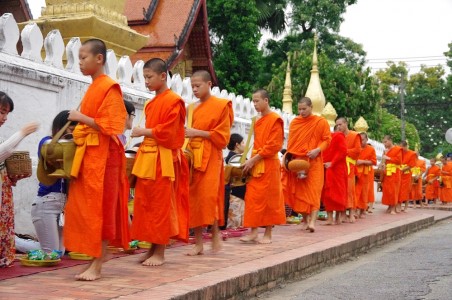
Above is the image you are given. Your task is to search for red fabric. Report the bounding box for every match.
[398,150,417,203]
[321,132,347,212]
[345,131,361,209]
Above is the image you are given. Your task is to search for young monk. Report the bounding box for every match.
[282,97,331,232]
[398,141,417,212]
[380,135,403,214]
[240,89,286,243]
[186,70,233,255]
[66,39,129,281]
[335,117,361,223]
[410,154,426,207]
[130,58,189,266]
[355,132,377,218]
[425,158,440,203]
[322,125,347,225]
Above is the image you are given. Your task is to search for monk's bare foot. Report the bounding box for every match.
[186,244,203,256]
[240,234,258,243]
[307,226,315,233]
[139,248,154,263]
[258,236,272,244]
[325,220,333,225]
[349,215,356,223]
[211,233,223,253]
[142,255,164,266]
[75,261,101,281]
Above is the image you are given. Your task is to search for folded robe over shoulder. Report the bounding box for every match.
[64,74,128,258]
[188,96,233,228]
[322,131,347,212]
[282,115,331,214]
[131,89,189,244]
[244,112,285,227]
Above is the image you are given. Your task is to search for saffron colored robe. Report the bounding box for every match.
[355,144,377,210]
[131,89,189,244]
[368,165,376,203]
[64,74,129,257]
[381,146,403,206]
[398,150,417,203]
[188,96,233,228]
[345,131,361,209]
[243,112,285,227]
[282,115,331,214]
[410,159,426,201]
[321,132,347,212]
[425,164,440,200]
[439,161,452,202]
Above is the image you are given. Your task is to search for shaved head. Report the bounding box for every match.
[143,58,167,74]
[336,117,348,124]
[192,70,212,82]
[82,39,107,64]
[253,88,270,100]
[298,97,312,107]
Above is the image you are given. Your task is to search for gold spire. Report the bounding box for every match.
[305,33,326,116]
[321,102,337,127]
[282,53,293,114]
[354,116,369,132]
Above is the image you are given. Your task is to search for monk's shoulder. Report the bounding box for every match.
[210,96,230,109]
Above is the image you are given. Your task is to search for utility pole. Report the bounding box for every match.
[400,75,406,141]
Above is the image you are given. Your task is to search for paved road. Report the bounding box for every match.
[258,220,452,300]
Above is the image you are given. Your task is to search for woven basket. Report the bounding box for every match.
[5,151,32,178]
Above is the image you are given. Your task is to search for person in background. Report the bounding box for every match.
[31,110,76,253]
[0,91,39,267]
[222,133,246,230]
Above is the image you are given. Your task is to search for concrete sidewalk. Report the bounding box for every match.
[1,204,451,300]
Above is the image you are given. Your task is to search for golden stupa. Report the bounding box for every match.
[305,34,326,116]
[354,116,369,133]
[321,102,338,127]
[282,54,293,114]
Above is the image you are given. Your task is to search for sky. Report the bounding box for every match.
[28,0,451,74]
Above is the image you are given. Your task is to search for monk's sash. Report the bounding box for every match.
[132,137,175,181]
[250,149,278,178]
[346,157,356,175]
[385,163,400,176]
[189,137,204,170]
[71,125,99,178]
[442,176,452,188]
[412,167,421,176]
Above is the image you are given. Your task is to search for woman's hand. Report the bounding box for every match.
[20,122,39,136]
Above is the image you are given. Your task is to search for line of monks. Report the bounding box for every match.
[61,39,452,281]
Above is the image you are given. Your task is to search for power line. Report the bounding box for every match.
[367,55,446,61]
[370,63,448,70]
[367,58,447,64]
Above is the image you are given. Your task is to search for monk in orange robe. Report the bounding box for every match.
[335,117,361,222]
[439,156,452,204]
[282,97,331,232]
[321,125,347,225]
[381,135,403,214]
[66,39,128,281]
[240,89,285,243]
[130,58,189,266]
[410,156,426,207]
[367,144,377,213]
[355,132,377,218]
[186,70,233,255]
[425,158,440,202]
[398,141,417,212]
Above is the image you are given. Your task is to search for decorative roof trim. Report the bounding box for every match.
[144,0,159,22]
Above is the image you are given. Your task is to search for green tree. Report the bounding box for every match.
[256,0,288,35]
[207,0,264,96]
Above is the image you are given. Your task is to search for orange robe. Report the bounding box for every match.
[398,150,417,203]
[321,132,347,212]
[368,165,376,203]
[131,89,189,245]
[439,161,452,202]
[188,96,233,227]
[283,115,331,214]
[344,131,361,209]
[64,75,128,257]
[425,164,440,200]
[244,112,285,227]
[355,144,377,210]
[410,159,426,201]
[381,146,403,206]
